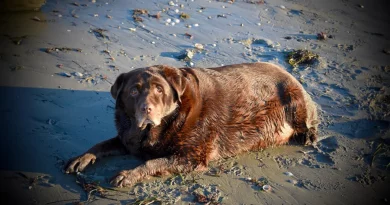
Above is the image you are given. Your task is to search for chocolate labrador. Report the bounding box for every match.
[64,63,319,187]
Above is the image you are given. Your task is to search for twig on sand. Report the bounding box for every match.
[91,28,109,39]
[45,47,82,53]
[72,60,87,72]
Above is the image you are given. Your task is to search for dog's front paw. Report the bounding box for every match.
[110,170,138,187]
[64,153,96,174]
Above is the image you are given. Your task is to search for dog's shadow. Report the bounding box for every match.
[0,86,147,204]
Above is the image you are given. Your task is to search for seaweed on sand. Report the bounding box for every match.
[286,49,319,67]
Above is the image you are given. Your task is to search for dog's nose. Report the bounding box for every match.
[142,104,152,114]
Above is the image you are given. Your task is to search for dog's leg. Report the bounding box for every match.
[283,85,318,145]
[110,156,199,187]
[65,137,127,173]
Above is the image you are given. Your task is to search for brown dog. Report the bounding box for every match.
[65,63,319,187]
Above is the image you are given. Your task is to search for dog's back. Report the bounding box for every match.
[187,63,319,159]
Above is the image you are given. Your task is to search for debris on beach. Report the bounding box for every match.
[133,9,148,15]
[148,12,161,19]
[32,16,42,22]
[133,9,148,22]
[247,177,272,191]
[91,28,109,39]
[56,72,72,77]
[192,189,222,205]
[284,171,294,177]
[75,173,123,203]
[317,32,327,40]
[262,185,272,192]
[286,49,319,67]
[129,174,224,204]
[180,12,190,19]
[185,32,193,39]
[73,72,83,77]
[194,43,204,50]
[194,192,209,203]
[44,47,82,53]
[71,9,79,18]
[178,49,194,62]
[245,0,265,4]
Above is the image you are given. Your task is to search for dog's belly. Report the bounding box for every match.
[215,120,295,159]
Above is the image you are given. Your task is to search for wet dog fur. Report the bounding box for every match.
[64,63,319,187]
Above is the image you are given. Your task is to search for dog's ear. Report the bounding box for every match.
[110,73,125,100]
[160,66,188,103]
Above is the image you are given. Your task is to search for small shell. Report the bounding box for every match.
[280,5,286,9]
[193,23,199,27]
[246,177,252,181]
[262,185,272,192]
[175,9,179,13]
[166,18,172,23]
[73,72,83,77]
[168,1,174,6]
[284,172,294,177]
[194,43,204,50]
[57,72,72,77]
[174,19,180,23]
[170,22,175,26]
[129,28,136,32]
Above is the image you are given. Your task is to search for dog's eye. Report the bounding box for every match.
[156,85,163,93]
[130,88,139,96]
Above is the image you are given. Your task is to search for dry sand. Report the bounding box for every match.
[0,0,389,204]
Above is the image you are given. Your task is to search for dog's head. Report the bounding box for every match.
[111,65,187,130]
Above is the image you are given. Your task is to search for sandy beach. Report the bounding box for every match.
[0,0,389,204]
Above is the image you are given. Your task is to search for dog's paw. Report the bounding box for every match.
[110,170,138,187]
[64,153,96,174]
